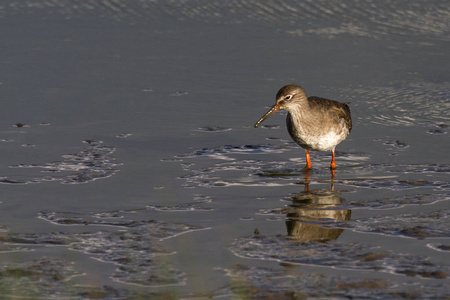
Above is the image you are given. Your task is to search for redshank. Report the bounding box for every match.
[254,85,352,170]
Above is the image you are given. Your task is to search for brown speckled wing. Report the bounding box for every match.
[308,96,352,133]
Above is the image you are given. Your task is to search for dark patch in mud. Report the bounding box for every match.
[427,123,448,135]
[383,140,409,149]
[13,123,29,128]
[428,243,450,252]
[194,126,232,132]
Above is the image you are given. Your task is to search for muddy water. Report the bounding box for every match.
[0,0,448,298]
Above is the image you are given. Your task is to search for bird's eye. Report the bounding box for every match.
[285,95,293,101]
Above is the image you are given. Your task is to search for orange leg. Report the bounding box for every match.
[304,150,312,170]
[330,150,336,170]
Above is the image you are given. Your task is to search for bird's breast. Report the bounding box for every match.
[286,112,350,151]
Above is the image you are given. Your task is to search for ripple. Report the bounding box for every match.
[340,82,450,128]
[427,243,450,252]
[387,163,450,174]
[382,140,409,149]
[7,140,120,184]
[194,126,232,132]
[354,193,450,210]
[341,177,445,191]
[178,144,292,159]
[178,159,295,188]
[37,209,208,239]
[2,1,448,41]
[8,209,210,287]
[38,210,205,236]
[70,230,185,287]
[261,193,449,220]
[176,144,370,188]
[230,235,449,279]
[147,203,213,212]
[218,264,449,299]
[259,124,281,130]
[173,142,448,192]
[0,257,175,298]
[0,0,450,41]
[427,124,449,135]
[345,209,450,239]
[147,194,213,212]
[259,191,450,242]
[0,258,82,297]
[169,91,188,96]
[285,1,450,40]
[0,178,27,184]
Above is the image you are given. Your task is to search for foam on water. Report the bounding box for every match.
[230,235,449,278]
[218,264,449,299]
[4,140,120,184]
[1,209,208,288]
[0,257,175,298]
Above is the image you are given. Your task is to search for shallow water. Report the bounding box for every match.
[0,0,449,298]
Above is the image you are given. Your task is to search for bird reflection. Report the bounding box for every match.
[285,170,351,241]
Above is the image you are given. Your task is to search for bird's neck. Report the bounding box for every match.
[286,101,308,116]
[286,105,306,125]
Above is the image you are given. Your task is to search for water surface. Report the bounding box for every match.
[0,0,448,298]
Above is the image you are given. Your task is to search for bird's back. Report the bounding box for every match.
[307,96,352,133]
[286,96,352,151]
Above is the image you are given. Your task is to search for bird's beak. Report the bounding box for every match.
[254,104,280,128]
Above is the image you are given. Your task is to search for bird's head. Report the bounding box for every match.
[254,85,307,128]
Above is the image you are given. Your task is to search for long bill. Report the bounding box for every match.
[254,104,280,128]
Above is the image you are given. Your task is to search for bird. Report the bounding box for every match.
[254,84,352,170]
